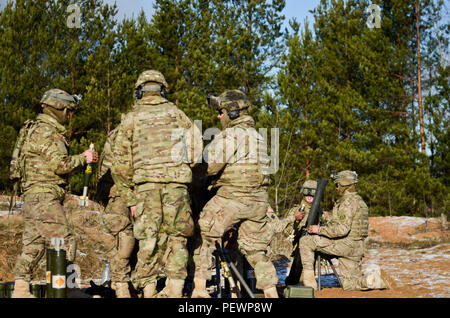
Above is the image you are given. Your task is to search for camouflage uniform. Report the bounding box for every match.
[273,180,317,237]
[193,104,278,292]
[111,74,199,290]
[13,109,85,281]
[97,128,134,283]
[266,208,296,235]
[299,171,370,290]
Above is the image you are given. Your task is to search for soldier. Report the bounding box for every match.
[111,70,200,298]
[269,180,316,285]
[10,89,98,298]
[266,180,316,236]
[299,170,390,291]
[97,126,135,298]
[191,90,279,298]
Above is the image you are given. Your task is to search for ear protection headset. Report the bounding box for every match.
[135,84,167,100]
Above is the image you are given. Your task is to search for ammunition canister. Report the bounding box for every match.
[51,249,67,298]
[0,283,5,298]
[5,282,14,298]
[30,283,41,298]
[46,249,55,298]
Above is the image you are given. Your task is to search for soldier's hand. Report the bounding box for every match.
[294,211,305,220]
[83,149,98,164]
[308,225,320,234]
[130,205,137,219]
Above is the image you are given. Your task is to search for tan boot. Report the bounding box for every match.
[11,280,36,298]
[263,286,279,298]
[143,282,157,298]
[162,279,185,298]
[303,270,317,291]
[366,269,390,290]
[114,282,131,298]
[190,278,210,298]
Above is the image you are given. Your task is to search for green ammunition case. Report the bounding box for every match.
[30,283,42,298]
[51,249,67,298]
[4,282,14,298]
[46,248,55,298]
[0,283,5,298]
[283,285,316,298]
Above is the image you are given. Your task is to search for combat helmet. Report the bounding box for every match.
[40,89,80,111]
[301,179,318,197]
[331,170,358,186]
[135,70,169,90]
[208,90,250,120]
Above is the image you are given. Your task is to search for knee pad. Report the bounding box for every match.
[117,232,135,259]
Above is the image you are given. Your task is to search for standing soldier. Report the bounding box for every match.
[10,89,98,298]
[299,170,390,291]
[191,90,279,298]
[111,70,200,298]
[97,126,135,298]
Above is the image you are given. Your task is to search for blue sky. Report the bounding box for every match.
[102,0,321,30]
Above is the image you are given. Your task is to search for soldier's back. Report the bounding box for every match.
[127,96,193,185]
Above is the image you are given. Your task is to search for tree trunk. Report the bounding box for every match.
[416,0,426,154]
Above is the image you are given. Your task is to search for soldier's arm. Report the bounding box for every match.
[278,206,299,232]
[177,110,203,168]
[318,200,354,238]
[110,116,136,207]
[205,131,238,176]
[39,126,86,175]
[205,134,227,176]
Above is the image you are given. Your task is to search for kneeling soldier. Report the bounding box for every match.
[299,171,390,291]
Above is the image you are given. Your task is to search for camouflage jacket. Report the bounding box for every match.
[283,199,312,235]
[111,95,201,207]
[318,190,369,240]
[205,115,270,201]
[20,113,86,198]
[267,208,297,234]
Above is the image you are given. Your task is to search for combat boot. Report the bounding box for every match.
[303,270,317,291]
[11,280,36,298]
[366,269,390,290]
[114,282,131,298]
[190,278,211,298]
[158,279,185,298]
[263,286,279,298]
[143,282,157,298]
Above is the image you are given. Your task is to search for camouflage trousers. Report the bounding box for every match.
[132,182,194,289]
[193,194,278,290]
[14,193,76,281]
[102,195,134,283]
[299,235,369,290]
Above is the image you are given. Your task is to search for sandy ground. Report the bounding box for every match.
[301,216,450,298]
[1,195,449,298]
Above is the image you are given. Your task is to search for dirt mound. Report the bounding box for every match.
[0,195,115,285]
[369,216,449,246]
